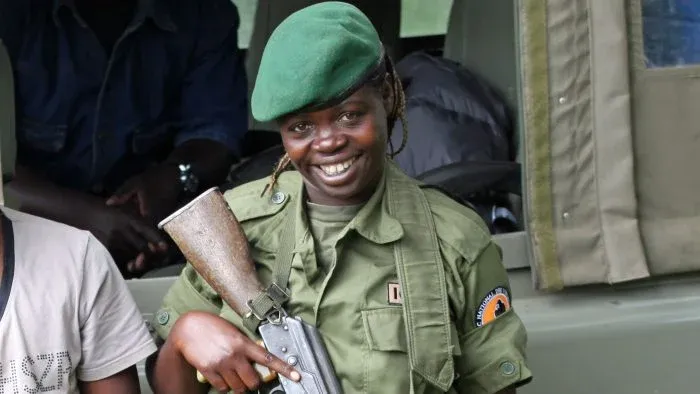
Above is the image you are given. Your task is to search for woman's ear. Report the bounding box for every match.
[381,74,396,117]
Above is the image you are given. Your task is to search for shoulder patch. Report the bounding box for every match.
[475,287,511,327]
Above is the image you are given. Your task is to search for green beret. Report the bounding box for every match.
[251,1,383,122]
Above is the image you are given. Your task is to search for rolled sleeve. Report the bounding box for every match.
[153,263,223,340]
[456,311,531,393]
[453,242,532,394]
[175,0,248,156]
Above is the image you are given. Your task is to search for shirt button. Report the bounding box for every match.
[271,191,286,205]
[156,310,170,325]
[500,361,516,376]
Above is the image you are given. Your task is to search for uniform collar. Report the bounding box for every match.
[292,158,405,247]
[53,0,177,32]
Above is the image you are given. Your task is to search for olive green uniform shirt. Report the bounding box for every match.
[154,161,532,394]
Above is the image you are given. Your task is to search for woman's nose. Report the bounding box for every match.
[313,127,347,152]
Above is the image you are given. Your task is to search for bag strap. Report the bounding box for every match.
[242,205,296,332]
[386,170,455,392]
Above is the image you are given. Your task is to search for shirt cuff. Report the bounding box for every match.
[152,266,223,340]
[174,125,244,157]
[455,356,533,394]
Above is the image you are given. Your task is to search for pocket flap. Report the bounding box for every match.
[362,307,463,357]
[362,307,407,352]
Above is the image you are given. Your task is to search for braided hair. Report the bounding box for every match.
[262,53,408,196]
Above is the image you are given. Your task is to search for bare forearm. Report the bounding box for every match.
[5,165,103,229]
[149,339,208,394]
[79,366,141,394]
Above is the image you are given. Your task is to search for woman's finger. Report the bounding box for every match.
[198,370,229,393]
[231,357,262,390]
[245,344,301,382]
[219,368,247,394]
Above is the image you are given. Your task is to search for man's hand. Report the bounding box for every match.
[5,166,167,273]
[86,203,168,273]
[106,163,182,225]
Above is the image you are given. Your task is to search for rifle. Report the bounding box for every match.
[158,187,342,394]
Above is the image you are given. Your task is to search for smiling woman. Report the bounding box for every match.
[252,2,410,207]
[269,68,406,206]
[148,2,532,394]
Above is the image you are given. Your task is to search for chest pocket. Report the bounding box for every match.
[18,117,68,154]
[362,307,462,394]
[361,307,410,393]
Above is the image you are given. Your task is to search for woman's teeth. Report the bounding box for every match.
[320,157,356,176]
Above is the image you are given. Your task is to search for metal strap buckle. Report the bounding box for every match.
[244,299,269,322]
[244,283,290,324]
[266,282,290,305]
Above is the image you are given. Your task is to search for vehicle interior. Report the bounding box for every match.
[3,1,700,393]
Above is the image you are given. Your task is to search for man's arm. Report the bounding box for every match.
[6,166,166,268]
[106,0,247,227]
[171,0,249,180]
[7,165,112,230]
[79,365,141,394]
[76,234,157,384]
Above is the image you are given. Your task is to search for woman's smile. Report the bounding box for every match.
[317,155,358,177]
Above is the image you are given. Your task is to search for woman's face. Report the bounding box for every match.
[278,85,390,206]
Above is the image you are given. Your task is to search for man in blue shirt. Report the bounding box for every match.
[0,0,248,275]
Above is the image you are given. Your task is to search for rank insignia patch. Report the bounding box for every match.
[387,282,402,305]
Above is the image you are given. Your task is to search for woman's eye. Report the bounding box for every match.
[339,112,359,123]
[290,122,312,133]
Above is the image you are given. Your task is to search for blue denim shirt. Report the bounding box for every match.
[0,0,248,193]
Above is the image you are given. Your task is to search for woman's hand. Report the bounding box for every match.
[170,311,301,393]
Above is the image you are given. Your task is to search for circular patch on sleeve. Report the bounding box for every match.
[475,287,511,327]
